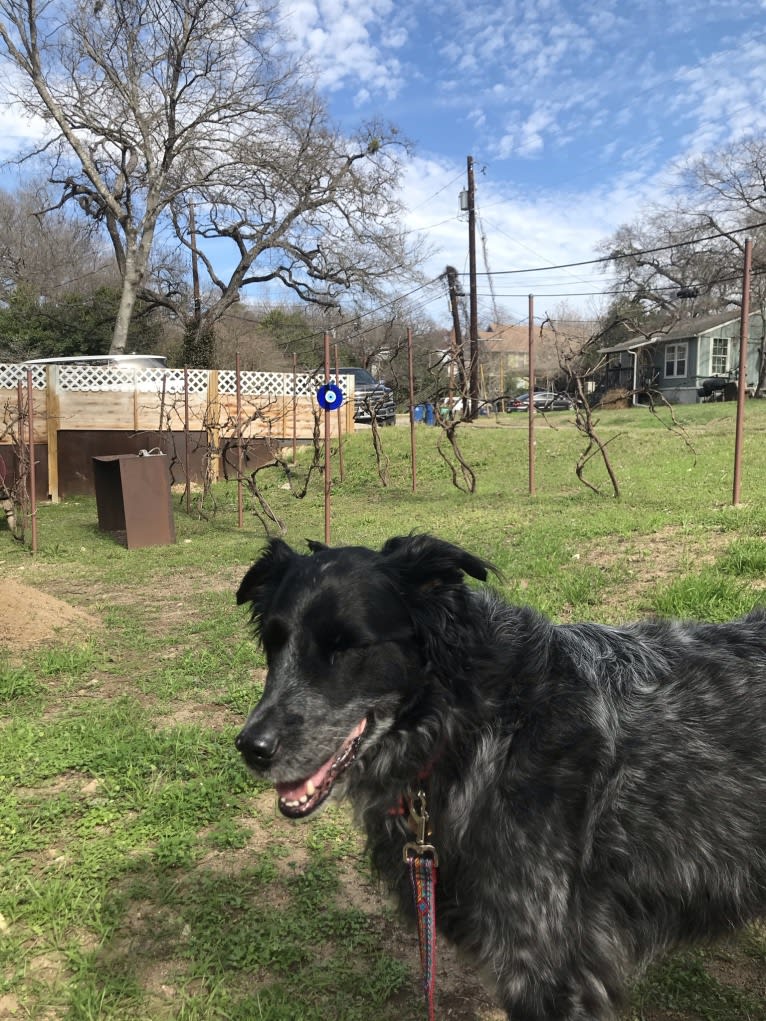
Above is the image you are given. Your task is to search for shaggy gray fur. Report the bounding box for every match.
[235,534,766,1021]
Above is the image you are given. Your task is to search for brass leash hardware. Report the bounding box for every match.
[403,788,439,866]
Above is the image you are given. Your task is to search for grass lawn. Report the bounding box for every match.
[2,400,766,1020]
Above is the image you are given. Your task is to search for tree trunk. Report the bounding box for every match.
[109,253,142,354]
[182,317,217,368]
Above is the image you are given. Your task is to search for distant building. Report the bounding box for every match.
[442,321,565,396]
[598,310,765,403]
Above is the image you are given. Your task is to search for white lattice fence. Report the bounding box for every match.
[220,370,302,396]
[217,370,351,397]
[57,365,211,394]
[0,363,356,501]
[0,364,353,399]
[0,363,202,393]
[0,364,46,389]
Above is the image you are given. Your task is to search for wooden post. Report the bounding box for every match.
[733,238,752,506]
[323,332,331,545]
[528,294,536,497]
[26,369,37,553]
[334,344,345,482]
[207,369,221,484]
[292,354,298,463]
[236,352,243,528]
[132,366,139,432]
[45,365,60,503]
[17,380,26,532]
[183,367,191,514]
[407,326,417,492]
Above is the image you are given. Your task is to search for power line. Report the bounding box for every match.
[459,220,766,279]
[406,170,466,212]
[214,275,449,354]
[477,261,766,302]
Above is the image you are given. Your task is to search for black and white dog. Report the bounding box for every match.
[235,534,766,1021]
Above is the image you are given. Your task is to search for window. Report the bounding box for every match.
[711,337,729,376]
[664,342,687,378]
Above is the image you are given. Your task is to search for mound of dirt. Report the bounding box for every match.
[0,578,101,651]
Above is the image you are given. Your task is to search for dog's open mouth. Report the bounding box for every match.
[275,718,367,819]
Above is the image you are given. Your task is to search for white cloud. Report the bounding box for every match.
[406,0,766,182]
[280,0,409,98]
[397,155,660,322]
[0,107,50,163]
[670,38,766,156]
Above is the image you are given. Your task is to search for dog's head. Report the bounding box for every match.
[234,534,492,818]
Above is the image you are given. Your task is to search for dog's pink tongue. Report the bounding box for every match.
[276,718,367,802]
[276,761,329,803]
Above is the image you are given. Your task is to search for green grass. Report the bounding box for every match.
[2,401,766,1019]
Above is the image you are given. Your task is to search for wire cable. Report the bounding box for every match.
[459,220,766,278]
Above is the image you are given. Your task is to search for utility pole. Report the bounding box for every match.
[466,156,479,419]
[189,201,201,322]
[183,201,209,367]
[445,266,467,396]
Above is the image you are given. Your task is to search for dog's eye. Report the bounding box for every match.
[322,631,355,665]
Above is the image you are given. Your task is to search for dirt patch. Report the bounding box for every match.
[0,577,102,652]
[574,525,735,617]
[0,993,20,1018]
[705,933,766,998]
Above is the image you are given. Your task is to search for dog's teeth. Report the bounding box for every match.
[299,794,309,804]
[306,780,316,796]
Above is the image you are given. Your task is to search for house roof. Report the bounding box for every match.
[444,323,552,359]
[479,322,531,354]
[599,336,658,355]
[476,321,564,374]
[599,309,749,354]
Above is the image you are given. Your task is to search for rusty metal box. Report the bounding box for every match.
[93,454,176,549]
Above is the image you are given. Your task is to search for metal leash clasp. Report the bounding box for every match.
[403,788,439,866]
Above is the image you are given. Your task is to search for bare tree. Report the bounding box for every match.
[602,138,766,389]
[603,214,737,317]
[0,0,420,359]
[0,180,164,359]
[0,179,111,301]
[543,315,697,498]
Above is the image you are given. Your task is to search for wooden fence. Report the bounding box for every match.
[0,364,355,501]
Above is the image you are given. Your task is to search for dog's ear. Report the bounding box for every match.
[236,538,296,613]
[306,539,327,554]
[380,534,494,588]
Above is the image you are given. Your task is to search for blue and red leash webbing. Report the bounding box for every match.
[407,852,438,1020]
[403,789,439,1021]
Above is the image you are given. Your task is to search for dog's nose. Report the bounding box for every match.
[235,726,280,768]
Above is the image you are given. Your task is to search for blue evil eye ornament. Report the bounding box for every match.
[317,383,344,410]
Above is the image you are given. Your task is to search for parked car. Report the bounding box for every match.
[506,391,578,412]
[338,367,396,426]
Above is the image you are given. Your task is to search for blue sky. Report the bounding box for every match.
[281,0,766,324]
[1,0,765,329]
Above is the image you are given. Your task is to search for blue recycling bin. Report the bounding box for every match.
[412,403,435,424]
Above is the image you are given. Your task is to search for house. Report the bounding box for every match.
[598,310,765,404]
[475,321,563,393]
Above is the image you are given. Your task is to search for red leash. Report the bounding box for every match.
[403,790,439,1021]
